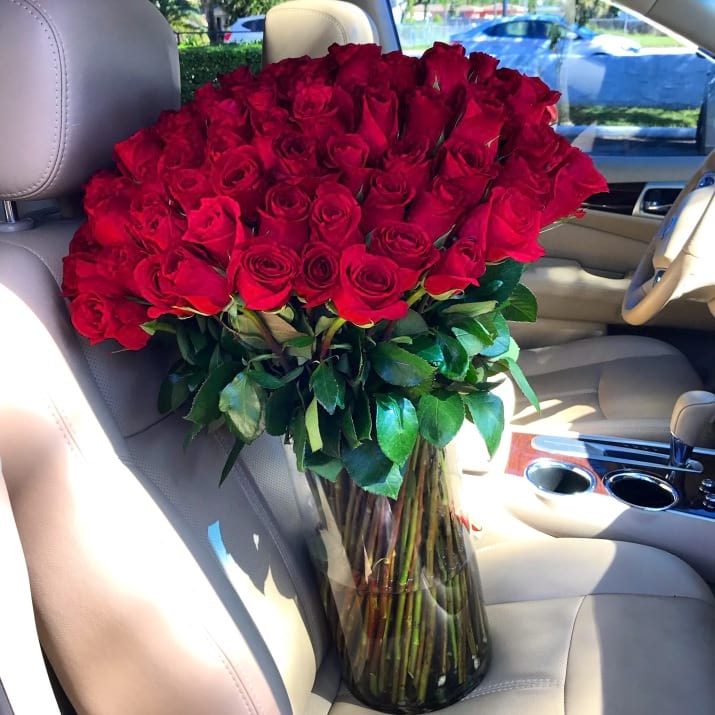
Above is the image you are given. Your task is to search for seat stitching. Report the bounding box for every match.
[462,678,560,701]
[5,0,62,197]
[563,595,586,715]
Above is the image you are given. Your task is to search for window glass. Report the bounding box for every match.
[393,0,715,156]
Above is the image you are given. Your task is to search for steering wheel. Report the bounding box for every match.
[622,151,715,325]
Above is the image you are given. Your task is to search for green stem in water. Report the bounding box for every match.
[319,317,347,360]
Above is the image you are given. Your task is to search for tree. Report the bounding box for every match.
[153,0,197,24]
[573,0,619,28]
[219,0,284,24]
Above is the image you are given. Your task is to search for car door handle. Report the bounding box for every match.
[634,183,685,218]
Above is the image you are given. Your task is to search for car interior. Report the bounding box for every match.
[1,0,715,713]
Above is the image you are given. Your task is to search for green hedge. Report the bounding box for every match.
[179,44,263,104]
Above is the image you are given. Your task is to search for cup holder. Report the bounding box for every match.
[604,471,678,511]
[525,459,596,498]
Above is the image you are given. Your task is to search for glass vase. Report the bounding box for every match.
[300,437,491,713]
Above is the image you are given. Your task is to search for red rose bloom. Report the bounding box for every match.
[129,190,186,251]
[358,86,399,162]
[133,254,185,318]
[325,133,372,195]
[114,128,163,184]
[167,168,215,213]
[449,87,504,148]
[408,178,472,241]
[83,173,138,246]
[360,171,415,233]
[229,240,299,311]
[62,224,101,299]
[310,183,362,247]
[268,131,320,179]
[184,196,245,266]
[369,222,440,291]
[292,83,345,142]
[210,145,265,222]
[157,137,205,179]
[257,183,312,251]
[437,140,498,202]
[69,291,150,350]
[467,52,499,83]
[163,247,231,315]
[334,244,408,326]
[295,242,341,308]
[330,43,381,91]
[402,86,455,149]
[422,42,470,96]
[383,137,432,194]
[508,122,571,173]
[424,236,486,297]
[379,51,421,98]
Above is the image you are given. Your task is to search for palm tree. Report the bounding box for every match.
[154,0,198,25]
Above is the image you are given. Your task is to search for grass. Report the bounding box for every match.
[569,105,699,128]
[587,29,683,48]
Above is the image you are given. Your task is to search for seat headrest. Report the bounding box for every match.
[263,0,379,65]
[0,0,180,201]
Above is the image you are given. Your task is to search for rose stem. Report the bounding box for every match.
[391,439,428,701]
[319,317,347,360]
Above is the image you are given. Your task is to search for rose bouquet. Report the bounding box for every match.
[63,42,607,712]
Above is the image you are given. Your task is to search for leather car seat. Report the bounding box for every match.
[0,2,714,715]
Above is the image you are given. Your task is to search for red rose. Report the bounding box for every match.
[422,42,470,96]
[210,145,265,222]
[467,52,499,83]
[261,56,332,104]
[133,254,185,318]
[465,186,545,263]
[408,178,471,241]
[329,43,381,91]
[250,106,291,137]
[228,240,299,311]
[69,291,150,350]
[379,51,420,98]
[495,155,551,210]
[157,137,205,180]
[163,247,231,315]
[360,171,415,233]
[292,83,346,143]
[369,222,440,291]
[357,86,399,162]
[167,168,215,213]
[402,86,455,149]
[334,244,408,326]
[114,127,163,183]
[257,183,311,251]
[204,96,252,141]
[437,140,498,202]
[295,242,340,307]
[246,84,278,112]
[184,196,245,266]
[541,148,609,227]
[83,173,138,246]
[62,224,101,298]
[218,64,256,95]
[129,190,186,251]
[449,87,504,148]
[310,182,362,247]
[267,131,320,178]
[488,68,560,123]
[154,106,203,145]
[508,122,570,173]
[424,236,486,297]
[192,83,228,120]
[383,137,432,194]
[324,133,372,196]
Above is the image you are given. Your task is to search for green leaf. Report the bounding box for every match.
[343,442,404,498]
[393,310,429,337]
[436,334,469,381]
[468,259,525,303]
[176,323,196,365]
[463,392,504,458]
[341,409,360,449]
[353,389,373,441]
[218,372,264,443]
[315,315,335,336]
[417,393,464,447]
[506,357,540,412]
[305,397,323,452]
[248,365,304,390]
[376,395,418,466]
[441,300,497,318]
[319,408,343,458]
[290,410,307,471]
[503,284,537,322]
[371,343,435,387]
[265,384,298,436]
[219,437,245,485]
[158,372,191,414]
[409,334,444,365]
[258,311,305,345]
[304,453,344,482]
[310,361,346,415]
[480,314,511,358]
[185,363,239,426]
[283,335,315,348]
[451,327,486,357]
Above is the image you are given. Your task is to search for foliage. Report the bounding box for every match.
[573,0,619,27]
[153,0,198,24]
[220,0,283,23]
[179,44,262,103]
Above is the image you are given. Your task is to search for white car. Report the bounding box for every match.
[223,14,265,43]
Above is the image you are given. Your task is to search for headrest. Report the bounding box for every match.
[263,0,379,65]
[0,0,180,201]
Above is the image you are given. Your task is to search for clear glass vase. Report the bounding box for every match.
[300,437,491,713]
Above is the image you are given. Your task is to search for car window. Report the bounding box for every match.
[393,0,714,157]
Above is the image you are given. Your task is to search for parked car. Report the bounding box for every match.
[450,14,641,56]
[224,14,265,43]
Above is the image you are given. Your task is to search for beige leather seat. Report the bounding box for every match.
[1,2,714,715]
[514,335,703,442]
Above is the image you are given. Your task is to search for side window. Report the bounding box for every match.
[393,0,714,156]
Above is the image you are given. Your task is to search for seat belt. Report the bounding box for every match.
[0,460,61,715]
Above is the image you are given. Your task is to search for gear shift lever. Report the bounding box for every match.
[667,391,715,491]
